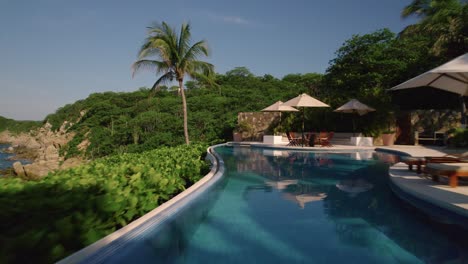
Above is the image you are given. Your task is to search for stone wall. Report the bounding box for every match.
[237,112,279,141]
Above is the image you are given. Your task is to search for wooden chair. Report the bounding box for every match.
[286,132,299,146]
[316,132,328,145]
[320,132,334,147]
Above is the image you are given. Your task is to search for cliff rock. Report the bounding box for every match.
[12,161,25,177]
[1,120,86,179]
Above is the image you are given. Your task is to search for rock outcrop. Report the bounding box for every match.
[1,120,87,179]
[12,161,25,177]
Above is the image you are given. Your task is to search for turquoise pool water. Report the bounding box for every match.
[103,146,468,263]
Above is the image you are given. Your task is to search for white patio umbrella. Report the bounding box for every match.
[390,52,468,125]
[261,100,299,122]
[282,93,330,146]
[334,99,375,135]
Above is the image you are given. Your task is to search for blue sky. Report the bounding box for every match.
[0,0,417,120]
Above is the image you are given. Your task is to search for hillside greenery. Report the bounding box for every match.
[0,116,41,135]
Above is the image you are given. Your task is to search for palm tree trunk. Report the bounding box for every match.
[179,79,190,144]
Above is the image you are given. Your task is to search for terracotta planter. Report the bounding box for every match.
[382,133,395,146]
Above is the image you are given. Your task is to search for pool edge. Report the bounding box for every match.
[380,148,468,230]
[57,144,226,264]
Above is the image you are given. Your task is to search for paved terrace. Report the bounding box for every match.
[229,141,468,223]
[381,145,468,221]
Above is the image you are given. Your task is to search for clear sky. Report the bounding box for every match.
[0,0,417,120]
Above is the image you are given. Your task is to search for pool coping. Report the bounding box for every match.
[58,144,226,264]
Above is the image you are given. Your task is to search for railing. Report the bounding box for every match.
[415,132,446,145]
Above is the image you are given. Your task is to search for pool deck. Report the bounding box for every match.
[383,146,468,221]
[230,141,468,222]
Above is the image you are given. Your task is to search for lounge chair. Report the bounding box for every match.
[401,155,463,174]
[424,162,468,187]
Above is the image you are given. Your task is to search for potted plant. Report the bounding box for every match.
[380,113,398,146]
[381,129,396,146]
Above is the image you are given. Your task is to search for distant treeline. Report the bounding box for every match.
[0,116,41,135]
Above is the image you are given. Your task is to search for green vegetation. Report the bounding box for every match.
[0,144,209,263]
[0,116,41,135]
[447,128,468,147]
[0,2,466,262]
[401,0,468,58]
[132,22,214,145]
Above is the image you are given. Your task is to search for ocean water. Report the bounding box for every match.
[0,144,15,175]
[0,143,31,176]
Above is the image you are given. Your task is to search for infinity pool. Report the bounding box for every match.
[104,146,468,263]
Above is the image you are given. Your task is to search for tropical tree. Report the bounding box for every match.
[400,0,468,58]
[132,22,214,144]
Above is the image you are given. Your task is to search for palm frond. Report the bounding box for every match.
[132,21,214,93]
[401,0,430,18]
[190,71,219,89]
[179,40,210,70]
[132,60,168,77]
[178,23,192,58]
[152,72,175,90]
[187,61,214,77]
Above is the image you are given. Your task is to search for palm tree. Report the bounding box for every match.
[132,22,214,144]
[400,0,468,58]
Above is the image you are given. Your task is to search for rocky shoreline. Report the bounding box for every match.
[0,121,87,179]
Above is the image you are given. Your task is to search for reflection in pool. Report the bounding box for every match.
[108,146,468,264]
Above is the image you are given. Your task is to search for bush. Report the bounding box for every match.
[448,128,468,147]
[0,144,209,263]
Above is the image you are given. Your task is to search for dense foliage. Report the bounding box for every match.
[47,72,319,159]
[0,116,41,135]
[0,144,209,263]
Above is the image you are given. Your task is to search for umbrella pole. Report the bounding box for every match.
[302,108,305,147]
[461,96,467,128]
[352,116,356,137]
[279,112,282,133]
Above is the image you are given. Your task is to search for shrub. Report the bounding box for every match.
[0,144,209,263]
[448,128,468,147]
